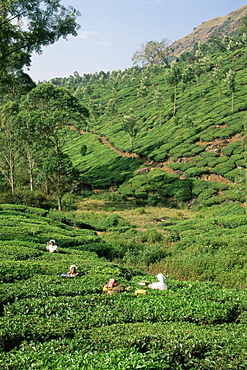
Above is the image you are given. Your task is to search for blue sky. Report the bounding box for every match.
[26,0,247,82]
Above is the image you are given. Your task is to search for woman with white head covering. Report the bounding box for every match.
[61,264,79,278]
[148,273,168,290]
[67,265,79,276]
[46,239,58,253]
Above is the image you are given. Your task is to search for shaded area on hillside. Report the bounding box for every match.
[81,155,142,189]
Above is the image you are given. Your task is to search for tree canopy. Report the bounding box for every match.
[132,39,172,67]
[0,0,81,84]
[17,83,89,209]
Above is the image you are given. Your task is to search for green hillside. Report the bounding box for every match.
[1,20,246,210]
[54,44,247,210]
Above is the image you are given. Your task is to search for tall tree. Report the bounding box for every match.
[39,152,79,211]
[83,83,93,100]
[225,69,236,113]
[164,61,182,115]
[17,110,46,191]
[193,61,203,87]
[88,101,102,133]
[137,84,149,108]
[181,65,196,97]
[122,109,139,156]
[1,70,36,102]
[0,0,80,85]
[132,39,171,67]
[212,58,225,101]
[20,83,89,209]
[106,98,117,130]
[153,87,164,126]
[0,101,20,193]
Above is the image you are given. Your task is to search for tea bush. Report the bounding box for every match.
[1,204,247,367]
[185,166,209,178]
[213,159,236,176]
[222,141,244,156]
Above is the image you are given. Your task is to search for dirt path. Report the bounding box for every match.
[98,135,179,175]
[96,134,240,184]
[98,136,139,158]
[76,127,241,184]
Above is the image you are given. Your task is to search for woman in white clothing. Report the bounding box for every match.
[46,239,58,253]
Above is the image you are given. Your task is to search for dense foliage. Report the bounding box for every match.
[0,0,80,89]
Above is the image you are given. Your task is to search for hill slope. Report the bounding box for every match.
[171,4,247,56]
[61,44,247,209]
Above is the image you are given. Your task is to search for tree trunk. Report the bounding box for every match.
[27,151,35,191]
[231,92,234,113]
[57,169,62,211]
[57,193,62,211]
[9,165,14,193]
[173,85,177,115]
[130,136,134,159]
[9,152,15,193]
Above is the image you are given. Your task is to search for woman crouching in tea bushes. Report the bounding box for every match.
[103,278,125,294]
[148,273,168,290]
[61,265,80,278]
[46,239,58,253]
[135,273,168,295]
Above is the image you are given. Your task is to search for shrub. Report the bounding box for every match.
[223,189,245,202]
[147,195,161,206]
[141,246,168,265]
[118,183,135,197]
[224,168,243,182]
[190,145,207,154]
[0,204,48,217]
[61,193,79,211]
[169,179,192,201]
[192,180,209,196]
[138,229,163,243]
[222,141,243,156]
[169,162,195,171]
[198,188,217,201]
[214,160,236,176]
[200,151,219,158]
[200,195,225,206]
[0,262,46,283]
[76,242,117,260]
[185,167,209,178]
[0,191,51,209]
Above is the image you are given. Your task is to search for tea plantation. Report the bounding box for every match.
[1,203,247,369]
[1,16,247,370]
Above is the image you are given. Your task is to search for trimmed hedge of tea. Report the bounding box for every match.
[1,204,247,368]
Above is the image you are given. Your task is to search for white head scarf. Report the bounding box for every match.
[156,273,166,283]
